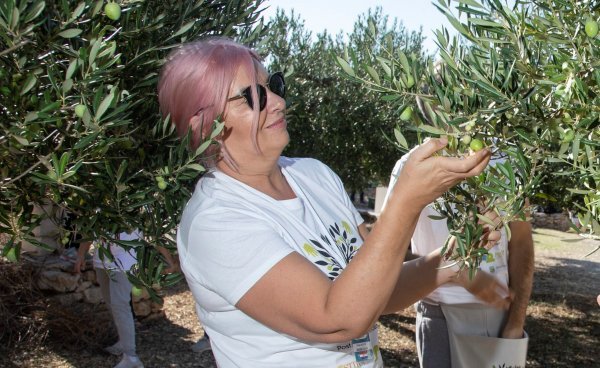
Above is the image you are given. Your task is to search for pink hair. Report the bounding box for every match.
[157,37,262,169]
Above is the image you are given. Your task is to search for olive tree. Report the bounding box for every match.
[338,0,600,272]
[266,7,427,191]
[0,0,267,298]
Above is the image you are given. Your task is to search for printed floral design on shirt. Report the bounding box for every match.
[483,252,496,263]
[302,220,359,280]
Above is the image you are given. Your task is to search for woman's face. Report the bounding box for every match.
[221,63,288,167]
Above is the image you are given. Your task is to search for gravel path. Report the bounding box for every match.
[3,228,599,367]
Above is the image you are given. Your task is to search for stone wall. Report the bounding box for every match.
[531,212,572,232]
[26,254,163,320]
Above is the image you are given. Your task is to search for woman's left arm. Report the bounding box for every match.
[358,221,459,312]
[359,221,512,314]
[381,247,511,313]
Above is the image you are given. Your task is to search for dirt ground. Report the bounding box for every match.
[1,228,599,368]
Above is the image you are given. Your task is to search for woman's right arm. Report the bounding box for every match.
[236,138,491,344]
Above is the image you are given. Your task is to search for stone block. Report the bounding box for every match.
[133,300,151,317]
[36,270,80,292]
[44,256,77,272]
[82,270,97,284]
[150,302,163,313]
[143,310,165,321]
[51,292,83,306]
[82,286,104,304]
[76,281,93,292]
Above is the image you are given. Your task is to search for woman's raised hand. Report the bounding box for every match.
[395,138,491,211]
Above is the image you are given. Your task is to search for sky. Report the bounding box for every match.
[260,0,455,53]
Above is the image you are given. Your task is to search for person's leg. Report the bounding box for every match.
[191,303,212,353]
[106,270,137,357]
[96,269,123,354]
[95,268,112,305]
[415,302,451,368]
[191,333,211,353]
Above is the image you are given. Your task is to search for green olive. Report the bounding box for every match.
[74,104,87,118]
[400,106,413,121]
[460,135,472,145]
[585,19,599,38]
[562,129,575,143]
[131,286,143,297]
[469,138,484,152]
[104,2,122,21]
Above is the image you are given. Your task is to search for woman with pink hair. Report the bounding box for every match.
[157,37,506,367]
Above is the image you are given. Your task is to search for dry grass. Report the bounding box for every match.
[1,228,598,367]
[525,228,600,367]
[0,261,49,348]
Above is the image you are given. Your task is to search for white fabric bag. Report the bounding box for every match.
[441,304,529,367]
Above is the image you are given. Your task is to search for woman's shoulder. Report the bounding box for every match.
[184,170,282,220]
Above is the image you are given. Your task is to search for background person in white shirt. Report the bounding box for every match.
[384,149,534,368]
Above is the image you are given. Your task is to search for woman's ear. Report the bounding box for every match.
[188,114,208,148]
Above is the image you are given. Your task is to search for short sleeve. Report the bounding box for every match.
[180,212,294,306]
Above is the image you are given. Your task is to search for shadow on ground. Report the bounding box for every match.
[2,248,597,367]
[378,313,419,368]
[525,255,600,368]
[0,283,208,368]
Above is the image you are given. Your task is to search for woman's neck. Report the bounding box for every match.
[216,158,296,200]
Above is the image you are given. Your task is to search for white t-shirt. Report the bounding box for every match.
[93,230,140,271]
[384,149,509,305]
[178,157,383,368]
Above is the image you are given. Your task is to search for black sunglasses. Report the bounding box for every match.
[227,72,286,111]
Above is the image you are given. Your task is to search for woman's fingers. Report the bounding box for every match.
[463,150,492,176]
[395,139,491,210]
[482,288,511,310]
[489,284,511,309]
[443,236,457,261]
[427,148,491,191]
[441,148,491,176]
[477,209,503,249]
[478,229,502,250]
[410,137,448,162]
[484,209,503,229]
[410,137,490,176]
[460,270,511,309]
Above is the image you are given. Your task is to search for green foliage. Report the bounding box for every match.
[338,0,600,269]
[265,7,428,191]
[0,0,267,290]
